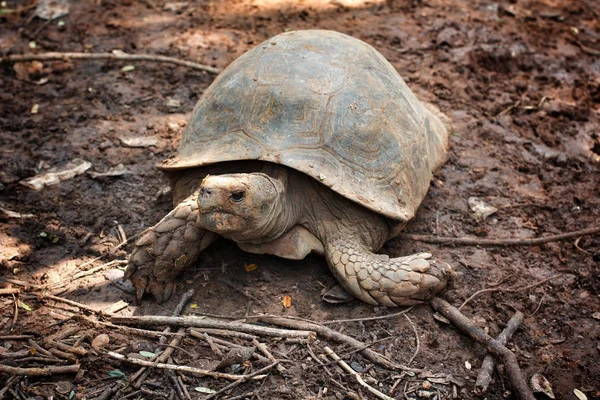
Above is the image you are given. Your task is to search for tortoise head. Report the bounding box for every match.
[197,172,286,240]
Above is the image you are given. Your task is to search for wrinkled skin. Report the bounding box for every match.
[125,164,452,306]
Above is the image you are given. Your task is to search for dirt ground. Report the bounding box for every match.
[1,0,599,399]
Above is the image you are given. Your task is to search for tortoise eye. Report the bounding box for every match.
[231,191,245,203]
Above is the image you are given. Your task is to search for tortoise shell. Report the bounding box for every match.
[160,30,448,224]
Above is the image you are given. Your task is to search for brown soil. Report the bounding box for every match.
[1,0,599,399]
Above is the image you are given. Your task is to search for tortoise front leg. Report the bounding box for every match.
[325,238,452,307]
[125,191,217,302]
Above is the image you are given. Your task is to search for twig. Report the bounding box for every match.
[171,375,186,400]
[0,335,33,340]
[475,311,524,394]
[323,346,393,400]
[0,363,80,376]
[133,327,186,388]
[258,316,419,372]
[0,288,20,295]
[96,381,123,400]
[529,293,546,317]
[72,260,127,280]
[1,52,221,74]
[430,298,534,400]
[39,294,110,316]
[203,362,279,400]
[459,274,561,311]
[323,306,413,325]
[111,315,316,339]
[400,226,600,246]
[203,333,224,357]
[0,377,17,398]
[252,338,286,373]
[28,339,55,358]
[188,328,258,340]
[402,314,420,366]
[76,314,184,338]
[45,339,87,357]
[107,351,267,381]
[177,375,191,400]
[11,293,18,332]
[132,289,195,388]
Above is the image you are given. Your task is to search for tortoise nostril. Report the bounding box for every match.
[200,188,212,196]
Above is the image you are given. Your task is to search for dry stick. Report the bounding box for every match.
[252,338,286,373]
[1,52,221,74]
[107,351,267,381]
[401,226,600,246]
[258,316,419,373]
[203,333,224,357]
[77,314,184,338]
[459,274,561,311]
[202,362,279,400]
[39,294,110,316]
[132,289,195,388]
[402,314,420,366]
[189,328,258,340]
[111,315,316,339]
[10,293,18,332]
[475,311,524,394]
[0,363,80,376]
[28,339,56,358]
[0,377,17,398]
[323,346,393,400]
[429,298,534,400]
[322,306,414,325]
[133,327,186,388]
[46,339,87,357]
[177,375,191,400]
[0,335,33,340]
[72,259,127,280]
[0,288,20,295]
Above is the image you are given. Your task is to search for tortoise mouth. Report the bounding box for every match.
[198,210,244,233]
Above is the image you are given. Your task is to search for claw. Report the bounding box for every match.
[123,263,136,281]
[134,276,148,301]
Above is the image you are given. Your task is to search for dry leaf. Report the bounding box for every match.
[245,264,257,272]
[282,295,292,308]
[531,372,555,399]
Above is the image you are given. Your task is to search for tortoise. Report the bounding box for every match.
[125,30,452,307]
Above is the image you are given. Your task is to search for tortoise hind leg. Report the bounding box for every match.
[325,238,452,307]
[125,191,217,303]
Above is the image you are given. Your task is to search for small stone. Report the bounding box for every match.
[91,334,110,351]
